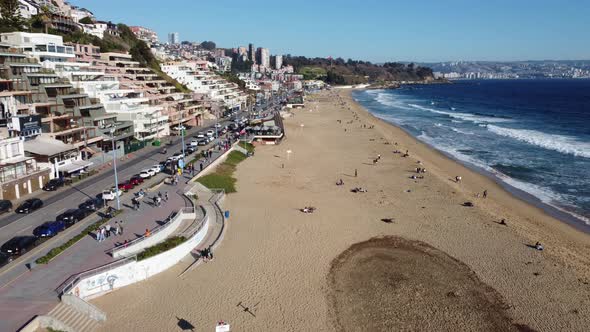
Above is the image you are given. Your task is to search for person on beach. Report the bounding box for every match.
[499,219,507,226]
[483,190,488,198]
[354,169,358,177]
[535,242,544,251]
[455,176,462,183]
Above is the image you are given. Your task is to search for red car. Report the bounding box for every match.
[118,181,135,192]
[131,175,144,184]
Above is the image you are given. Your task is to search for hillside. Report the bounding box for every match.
[283,56,437,85]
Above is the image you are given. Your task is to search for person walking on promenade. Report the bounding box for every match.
[145,228,151,237]
[200,162,203,172]
[164,191,169,202]
[105,224,111,238]
[113,222,119,236]
[158,191,162,201]
[99,227,106,242]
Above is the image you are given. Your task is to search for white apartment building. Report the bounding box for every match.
[0,32,75,63]
[259,48,270,68]
[274,55,283,70]
[162,62,247,112]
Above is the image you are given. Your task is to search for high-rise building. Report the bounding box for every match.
[168,32,179,44]
[248,43,255,63]
[274,55,283,69]
[256,47,270,68]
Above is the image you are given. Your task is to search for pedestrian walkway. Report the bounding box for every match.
[0,181,188,332]
[0,133,239,332]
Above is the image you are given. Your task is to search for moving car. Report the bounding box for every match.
[0,200,12,214]
[1,236,38,255]
[102,188,122,201]
[57,208,91,226]
[15,198,43,214]
[42,178,65,191]
[79,197,104,211]
[118,181,135,192]
[33,220,65,237]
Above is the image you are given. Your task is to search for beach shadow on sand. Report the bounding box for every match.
[175,316,195,331]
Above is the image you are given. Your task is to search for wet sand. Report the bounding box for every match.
[92,89,590,332]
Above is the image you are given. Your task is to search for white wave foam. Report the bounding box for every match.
[487,125,590,158]
[408,104,511,123]
[451,127,475,135]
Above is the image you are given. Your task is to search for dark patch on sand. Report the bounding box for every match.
[327,236,536,332]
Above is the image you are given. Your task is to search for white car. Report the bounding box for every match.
[214,123,221,128]
[190,139,199,147]
[206,130,214,137]
[150,165,161,174]
[102,188,122,201]
[196,133,206,139]
[172,125,186,131]
[139,170,153,178]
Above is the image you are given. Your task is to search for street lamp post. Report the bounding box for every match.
[110,128,120,210]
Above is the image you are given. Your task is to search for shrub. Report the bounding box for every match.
[35,210,123,264]
[137,236,186,260]
[238,141,255,154]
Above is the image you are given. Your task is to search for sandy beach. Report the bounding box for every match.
[92,89,590,331]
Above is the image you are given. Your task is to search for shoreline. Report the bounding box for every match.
[90,89,590,331]
[349,88,590,234]
[342,89,590,244]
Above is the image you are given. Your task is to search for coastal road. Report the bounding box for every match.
[0,115,242,256]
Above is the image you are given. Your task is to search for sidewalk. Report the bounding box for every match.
[0,133,237,332]
[0,181,188,332]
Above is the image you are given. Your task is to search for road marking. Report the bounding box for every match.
[16,225,32,234]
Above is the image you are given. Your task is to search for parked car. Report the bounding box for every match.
[42,178,65,191]
[206,130,214,137]
[102,188,122,201]
[195,133,206,139]
[0,200,12,214]
[79,197,104,211]
[33,220,65,238]
[190,139,199,147]
[118,181,135,192]
[0,252,12,268]
[139,170,152,179]
[150,165,162,174]
[57,208,91,226]
[186,146,197,154]
[214,123,222,128]
[1,236,38,256]
[131,175,144,184]
[197,139,208,146]
[129,177,142,186]
[172,152,184,161]
[15,198,43,214]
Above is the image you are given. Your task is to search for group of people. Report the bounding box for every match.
[300,206,316,214]
[200,246,214,261]
[96,221,124,242]
[336,179,344,186]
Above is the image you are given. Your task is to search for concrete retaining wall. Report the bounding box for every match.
[70,213,210,300]
[111,210,188,259]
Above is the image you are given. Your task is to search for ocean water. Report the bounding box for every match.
[352,79,590,229]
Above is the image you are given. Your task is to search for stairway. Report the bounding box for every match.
[47,302,101,332]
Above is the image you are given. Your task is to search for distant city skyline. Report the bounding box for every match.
[68,0,590,62]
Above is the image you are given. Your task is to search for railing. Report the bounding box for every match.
[55,255,137,297]
[104,211,179,256]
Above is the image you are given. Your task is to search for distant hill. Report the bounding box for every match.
[283,56,436,85]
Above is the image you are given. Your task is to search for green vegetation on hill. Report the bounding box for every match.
[284,56,436,85]
[0,0,25,32]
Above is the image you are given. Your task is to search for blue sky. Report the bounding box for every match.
[69,0,590,62]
